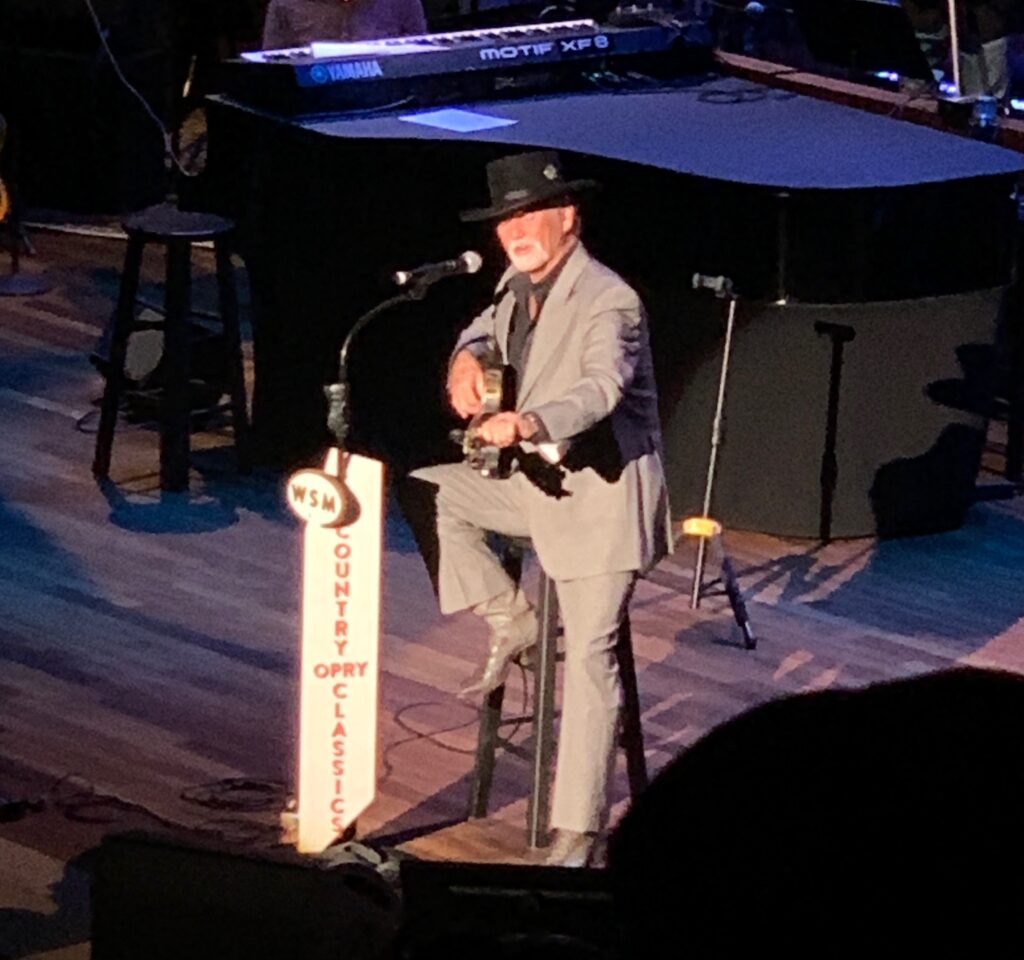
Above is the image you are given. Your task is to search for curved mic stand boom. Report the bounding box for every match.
[324,283,430,452]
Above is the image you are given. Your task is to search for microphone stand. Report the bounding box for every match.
[685,274,756,649]
[690,277,738,609]
[288,278,429,851]
[324,284,429,452]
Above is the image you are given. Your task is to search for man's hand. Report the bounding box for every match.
[448,349,486,418]
[476,411,522,448]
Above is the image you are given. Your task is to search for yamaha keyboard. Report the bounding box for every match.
[220,17,709,116]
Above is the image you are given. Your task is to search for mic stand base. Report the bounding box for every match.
[681,517,757,651]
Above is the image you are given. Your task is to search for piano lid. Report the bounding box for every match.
[296,76,1024,190]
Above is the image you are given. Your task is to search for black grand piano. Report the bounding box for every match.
[204,14,1023,539]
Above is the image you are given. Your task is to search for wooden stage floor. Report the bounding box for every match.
[1,230,1022,957]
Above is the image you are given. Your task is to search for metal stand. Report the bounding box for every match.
[285,280,428,851]
[689,276,738,607]
[686,274,756,649]
[685,520,756,649]
[323,286,428,450]
[814,321,856,543]
[946,0,963,97]
[526,569,559,849]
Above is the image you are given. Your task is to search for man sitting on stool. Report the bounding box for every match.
[262,0,427,48]
[413,151,671,867]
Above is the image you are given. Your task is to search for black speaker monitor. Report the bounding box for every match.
[398,860,621,958]
[92,831,400,960]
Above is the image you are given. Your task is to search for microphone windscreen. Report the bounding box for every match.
[461,251,483,274]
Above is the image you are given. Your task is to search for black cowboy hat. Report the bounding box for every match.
[460,150,598,223]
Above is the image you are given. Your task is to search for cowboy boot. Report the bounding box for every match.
[458,588,538,699]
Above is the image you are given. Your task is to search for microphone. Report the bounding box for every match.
[692,273,735,297]
[393,251,483,288]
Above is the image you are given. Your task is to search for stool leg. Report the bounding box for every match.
[92,237,145,480]
[527,574,559,849]
[160,239,193,492]
[616,616,649,799]
[214,238,251,474]
[469,684,505,820]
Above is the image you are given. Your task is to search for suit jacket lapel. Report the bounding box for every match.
[517,243,590,407]
[489,266,515,361]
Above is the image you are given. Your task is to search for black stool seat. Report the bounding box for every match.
[468,537,648,849]
[122,203,235,241]
[91,203,251,492]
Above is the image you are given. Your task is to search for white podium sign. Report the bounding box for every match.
[287,448,384,853]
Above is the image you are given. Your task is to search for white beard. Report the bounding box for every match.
[507,241,550,274]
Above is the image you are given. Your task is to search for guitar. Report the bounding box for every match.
[451,339,568,488]
[451,339,513,479]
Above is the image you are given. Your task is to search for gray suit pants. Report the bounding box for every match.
[416,462,637,834]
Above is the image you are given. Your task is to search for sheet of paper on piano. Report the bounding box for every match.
[398,108,518,132]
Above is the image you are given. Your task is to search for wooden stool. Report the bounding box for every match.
[467,538,648,849]
[91,202,251,492]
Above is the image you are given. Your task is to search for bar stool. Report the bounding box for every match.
[91,202,251,492]
[467,537,648,849]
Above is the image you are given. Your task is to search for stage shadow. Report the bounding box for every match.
[720,504,1024,644]
[96,454,294,534]
[0,492,107,687]
[810,506,1024,641]
[0,846,95,960]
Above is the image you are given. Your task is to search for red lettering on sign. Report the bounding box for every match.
[334,703,346,718]
[335,580,351,597]
[333,759,345,774]
[332,722,347,737]
[334,621,348,637]
[334,543,351,560]
[333,740,345,756]
[331,798,346,813]
[333,683,348,699]
[335,601,348,618]
[313,663,331,679]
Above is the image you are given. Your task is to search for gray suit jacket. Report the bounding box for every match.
[454,243,672,580]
